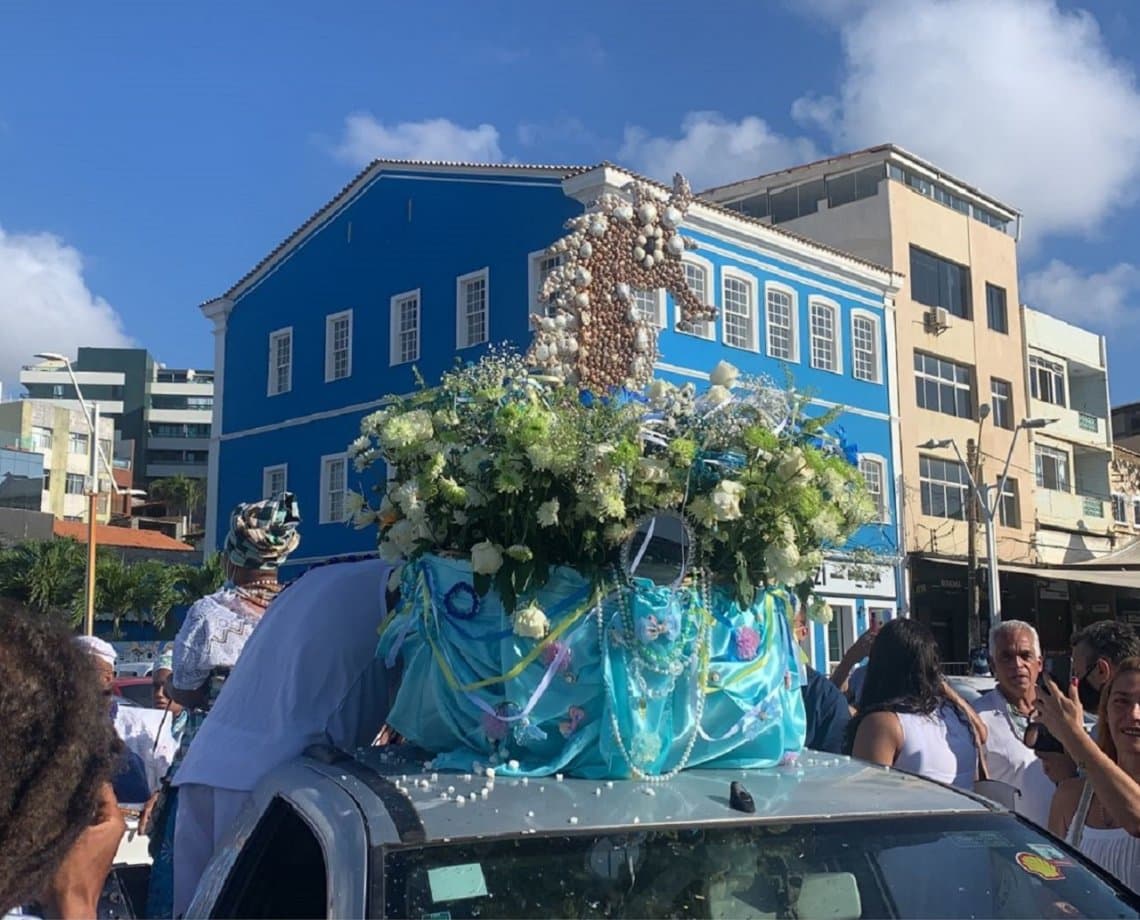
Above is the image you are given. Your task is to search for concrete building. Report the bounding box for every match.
[1110,445,1140,544]
[0,399,115,522]
[704,145,1034,660]
[20,347,213,487]
[200,159,905,673]
[1112,402,1140,453]
[1022,307,1113,564]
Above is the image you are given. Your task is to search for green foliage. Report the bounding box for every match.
[149,475,205,528]
[172,552,226,605]
[0,538,86,623]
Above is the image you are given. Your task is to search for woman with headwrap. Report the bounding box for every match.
[145,493,299,918]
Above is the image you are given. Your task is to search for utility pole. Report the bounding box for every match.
[965,438,980,654]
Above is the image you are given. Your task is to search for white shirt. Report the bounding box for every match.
[172,589,261,691]
[974,687,1056,827]
[114,703,179,793]
[173,559,395,793]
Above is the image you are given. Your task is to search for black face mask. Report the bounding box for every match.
[1077,665,1103,712]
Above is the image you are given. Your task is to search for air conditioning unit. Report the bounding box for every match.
[924,307,950,334]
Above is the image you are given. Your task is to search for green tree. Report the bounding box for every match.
[149,475,205,529]
[173,552,226,606]
[86,554,181,637]
[0,539,86,623]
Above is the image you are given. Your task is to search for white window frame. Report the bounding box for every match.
[676,254,715,340]
[389,289,421,366]
[1029,354,1067,407]
[851,309,882,383]
[1133,497,1140,528]
[262,464,288,500]
[267,326,293,396]
[456,267,490,349]
[631,287,666,329]
[68,431,89,455]
[319,452,348,524]
[720,267,759,352]
[324,310,353,383]
[1035,444,1070,493]
[808,296,842,373]
[919,454,969,520]
[1113,492,1128,524]
[858,453,889,522]
[764,282,799,362]
[528,250,563,317]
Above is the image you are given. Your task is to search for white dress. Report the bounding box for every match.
[894,702,976,788]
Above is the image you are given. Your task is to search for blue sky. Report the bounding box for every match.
[2,0,1140,402]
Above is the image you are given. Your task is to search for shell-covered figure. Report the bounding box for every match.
[527,172,718,392]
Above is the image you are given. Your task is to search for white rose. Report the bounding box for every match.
[705,385,733,407]
[513,602,549,639]
[709,361,739,388]
[807,597,833,625]
[647,379,672,404]
[471,540,504,575]
[711,479,746,521]
[536,499,560,528]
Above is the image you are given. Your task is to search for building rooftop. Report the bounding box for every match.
[53,519,195,552]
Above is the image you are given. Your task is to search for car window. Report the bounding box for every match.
[382,814,1139,919]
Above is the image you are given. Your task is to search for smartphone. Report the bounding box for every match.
[1029,722,1065,755]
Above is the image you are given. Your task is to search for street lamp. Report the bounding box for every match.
[34,352,145,636]
[918,415,1056,630]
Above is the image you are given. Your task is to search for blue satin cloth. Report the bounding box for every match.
[378,554,805,779]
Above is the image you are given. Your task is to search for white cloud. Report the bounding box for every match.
[0,225,132,392]
[618,112,820,191]
[794,0,1140,243]
[1021,259,1140,329]
[331,114,504,168]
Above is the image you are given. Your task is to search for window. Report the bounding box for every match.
[1035,445,1070,492]
[909,246,970,318]
[679,259,714,339]
[809,299,840,372]
[529,251,563,315]
[1113,493,1128,524]
[1134,498,1140,526]
[457,269,489,348]
[998,479,1021,528]
[68,431,89,454]
[263,465,287,500]
[991,378,1013,429]
[852,312,880,382]
[65,472,86,495]
[825,165,884,208]
[632,288,665,329]
[914,352,973,419]
[986,283,1008,333]
[765,285,797,361]
[324,310,352,382]
[43,470,50,491]
[52,384,64,399]
[721,272,756,350]
[859,456,887,522]
[268,328,292,396]
[919,455,969,519]
[31,426,53,452]
[390,290,421,365]
[1029,355,1066,407]
[320,454,347,524]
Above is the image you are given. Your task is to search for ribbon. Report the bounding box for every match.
[463,642,570,723]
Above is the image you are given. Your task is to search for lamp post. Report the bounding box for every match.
[34,352,145,636]
[919,415,1056,631]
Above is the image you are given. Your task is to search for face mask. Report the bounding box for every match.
[1077,672,1103,712]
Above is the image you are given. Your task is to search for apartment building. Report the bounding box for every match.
[0,399,116,522]
[704,145,1031,660]
[1112,402,1140,453]
[1022,307,1113,563]
[20,347,213,487]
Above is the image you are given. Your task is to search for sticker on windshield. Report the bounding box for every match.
[428,863,489,903]
[1016,851,1065,880]
[1028,843,1070,863]
[947,831,1009,848]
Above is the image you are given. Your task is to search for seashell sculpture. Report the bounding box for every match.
[527,172,718,391]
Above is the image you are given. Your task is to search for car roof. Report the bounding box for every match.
[114,676,152,685]
[338,745,996,846]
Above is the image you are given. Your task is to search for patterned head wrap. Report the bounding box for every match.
[223,492,301,571]
[156,647,174,671]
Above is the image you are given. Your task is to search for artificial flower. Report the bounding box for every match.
[380,409,434,451]
[513,602,549,639]
[705,384,732,407]
[470,540,504,575]
[711,479,746,521]
[709,360,740,388]
[734,626,760,660]
[807,597,833,625]
[536,498,560,528]
[506,544,533,562]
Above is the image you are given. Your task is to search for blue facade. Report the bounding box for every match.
[208,163,901,649]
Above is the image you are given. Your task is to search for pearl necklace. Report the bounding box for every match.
[599,572,711,783]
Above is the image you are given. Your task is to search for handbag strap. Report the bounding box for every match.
[1066,780,1095,849]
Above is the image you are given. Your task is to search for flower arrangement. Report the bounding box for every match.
[350,350,876,615]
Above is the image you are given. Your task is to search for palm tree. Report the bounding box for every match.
[86,554,181,637]
[0,539,86,623]
[173,552,226,606]
[150,475,205,529]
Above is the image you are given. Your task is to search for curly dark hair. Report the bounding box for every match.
[1071,620,1140,667]
[843,618,961,755]
[0,599,119,911]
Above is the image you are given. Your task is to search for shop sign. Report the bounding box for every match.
[814,560,895,599]
[1039,580,1070,601]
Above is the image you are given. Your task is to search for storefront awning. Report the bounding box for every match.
[993,563,1140,591]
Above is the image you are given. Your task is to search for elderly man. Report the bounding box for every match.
[1071,620,1140,714]
[973,620,1055,827]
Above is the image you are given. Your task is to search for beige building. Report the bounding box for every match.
[704,145,1033,658]
[1022,307,1113,563]
[0,399,116,522]
[1111,445,1140,545]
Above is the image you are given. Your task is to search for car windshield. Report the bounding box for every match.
[382,814,1139,919]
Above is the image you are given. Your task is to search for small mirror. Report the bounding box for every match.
[620,512,694,587]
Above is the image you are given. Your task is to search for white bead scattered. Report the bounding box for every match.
[555,773,564,782]
[606,781,614,788]
[521,777,529,786]
[480,788,489,799]
[485,767,496,779]
[508,759,520,771]
[430,773,438,782]
[527,810,535,818]
[457,798,466,808]
[447,785,455,795]
[569,816,579,825]
[633,816,641,824]
[641,787,656,797]
[594,788,602,796]
[463,774,473,782]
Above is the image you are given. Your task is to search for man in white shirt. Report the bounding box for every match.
[171,557,396,917]
[973,620,1056,827]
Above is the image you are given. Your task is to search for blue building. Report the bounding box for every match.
[202,160,903,672]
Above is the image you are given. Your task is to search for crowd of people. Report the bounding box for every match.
[4,488,1140,915]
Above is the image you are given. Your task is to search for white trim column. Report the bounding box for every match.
[201,297,233,555]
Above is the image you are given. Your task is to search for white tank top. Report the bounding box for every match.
[1066,781,1140,893]
[894,703,976,788]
